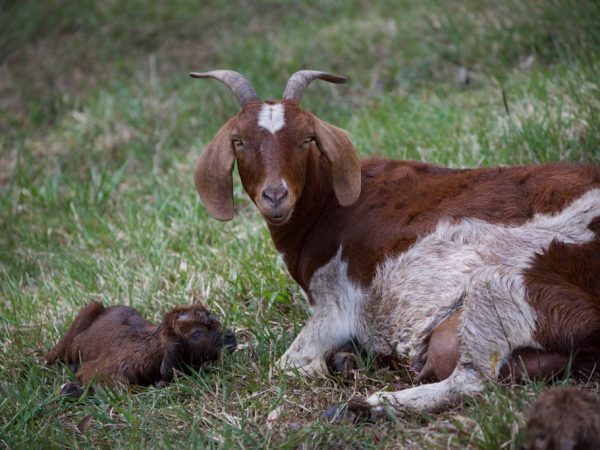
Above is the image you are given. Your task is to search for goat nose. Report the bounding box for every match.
[261,185,289,207]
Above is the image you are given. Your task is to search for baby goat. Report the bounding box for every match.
[47,302,236,386]
[191,70,600,415]
[525,387,600,450]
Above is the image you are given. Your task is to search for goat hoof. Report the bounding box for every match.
[223,329,237,353]
[328,351,358,376]
[60,382,90,398]
[322,398,371,423]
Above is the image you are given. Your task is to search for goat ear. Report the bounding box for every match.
[194,118,236,220]
[170,311,192,335]
[160,342,178,382]
[313,116,361,206]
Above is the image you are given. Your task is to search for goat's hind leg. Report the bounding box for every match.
[365,365,484,416]
[364,349,566,417]
[364,268,539,416]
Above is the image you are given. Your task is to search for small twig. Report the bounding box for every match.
[502,88,510,116]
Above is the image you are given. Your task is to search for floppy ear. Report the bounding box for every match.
[194,118,236,220]
[313,116,362,206]
[169,310,193,336]
[160,342,178,382]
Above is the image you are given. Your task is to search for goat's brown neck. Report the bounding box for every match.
[266,149,340,291]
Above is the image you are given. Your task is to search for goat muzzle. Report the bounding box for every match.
[258,181,294,225]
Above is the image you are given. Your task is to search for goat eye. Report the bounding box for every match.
[232,137,244,148]
[301,136,315,147]
[191,330,204,339]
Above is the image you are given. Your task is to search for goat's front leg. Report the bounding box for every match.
[278,248,364,377]
[278,305,356,377]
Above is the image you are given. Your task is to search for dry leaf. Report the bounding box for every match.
[266,405,284,430]
[76,414,93,434]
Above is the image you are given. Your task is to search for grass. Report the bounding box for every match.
[1,0,600,447]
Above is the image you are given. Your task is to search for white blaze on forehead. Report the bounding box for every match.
[258,103,285,134]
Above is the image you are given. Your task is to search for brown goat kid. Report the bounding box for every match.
[47,302,236,386]
[191,70,600,415]
[525,387,600,450]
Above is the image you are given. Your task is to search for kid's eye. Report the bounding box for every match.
[191,330,204,339]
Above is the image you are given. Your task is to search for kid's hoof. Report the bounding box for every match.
[327,351,358,376]
[60,382,91,398]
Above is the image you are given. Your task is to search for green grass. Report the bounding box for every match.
[1,0,600,447]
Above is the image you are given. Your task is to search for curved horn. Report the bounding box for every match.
[283,70,347,103]
[190,70,258,108]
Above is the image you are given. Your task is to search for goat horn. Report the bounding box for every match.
[190,70,258,108]
[283,70,347,103]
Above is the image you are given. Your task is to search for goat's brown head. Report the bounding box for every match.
[191,70,362,225]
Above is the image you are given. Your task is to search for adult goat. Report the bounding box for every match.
[191,69,600,416]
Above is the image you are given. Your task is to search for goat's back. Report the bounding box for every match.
[47,303,155,366]
[335,160,600,286]
[46,301,106,364]
[68,305,154,363]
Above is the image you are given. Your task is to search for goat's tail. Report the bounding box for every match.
[46,301,105,365]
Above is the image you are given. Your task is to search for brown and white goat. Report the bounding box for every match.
[191,70,600,415]
[47,302,236,386]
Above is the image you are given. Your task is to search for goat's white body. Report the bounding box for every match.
[279,189,600,410]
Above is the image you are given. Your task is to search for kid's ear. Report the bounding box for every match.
[160,342,178,382]
[169,311,190,335]
[194,118,236,220]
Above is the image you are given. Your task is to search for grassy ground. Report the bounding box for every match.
[1,0,600,447]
